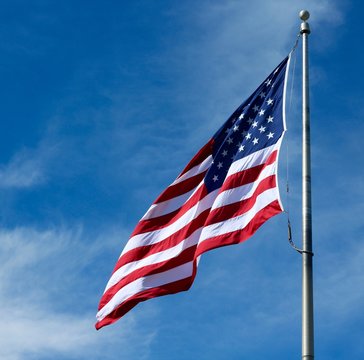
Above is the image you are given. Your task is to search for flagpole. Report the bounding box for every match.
[300,10,314,360]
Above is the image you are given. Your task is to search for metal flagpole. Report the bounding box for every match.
[299,10,314,360]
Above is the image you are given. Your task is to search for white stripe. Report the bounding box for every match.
[282,54,291,132]
[172,155,212,185]
[276,56,290,210]
[122,189,219,254]
[141,188,195,221]
[97,261,194,322]
[211,161,277,210]
[228,142,278,178]
[198,187,278,245]
[105,227,202,293]
[141,156,212,222]
[141,180,205,221]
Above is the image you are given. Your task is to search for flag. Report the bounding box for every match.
[96,55,290,329]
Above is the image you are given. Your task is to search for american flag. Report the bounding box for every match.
[96,55,290,329]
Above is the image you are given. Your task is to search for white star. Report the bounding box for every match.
[265,78,272,86]
[217,162,223,169]
[274,67,279,74]
[225,127,231,133]
[252,138,259,145]
[267,132,274,139]
[259,91,266,99]
[227,137,233,144]
[252,120,258,128]
[213,175,219,182]
[267,98,274,105]
[253,105,259,112]
[233,124,239,132]
[267,115,274,123]
[239,145,245,152]
[247,118,254,124]
[245,132,252,140]
[238,113,245,120]
[258,109,265,116]
[222,150,228,157]
[259,126,266,133]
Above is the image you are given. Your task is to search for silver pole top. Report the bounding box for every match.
[300,10,311,34]
[299,10,310,21]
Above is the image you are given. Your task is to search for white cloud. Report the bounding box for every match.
[136,0,346,161]
[0,226,156,360]
[0,148,46,188]
[0,127,63,189]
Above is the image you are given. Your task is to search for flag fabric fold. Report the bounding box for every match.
[96,55,291,329]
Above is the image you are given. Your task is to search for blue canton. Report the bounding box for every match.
[205,57,288,192]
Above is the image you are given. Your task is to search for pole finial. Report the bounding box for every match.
[299,10,311,34]
[299,10,310,22]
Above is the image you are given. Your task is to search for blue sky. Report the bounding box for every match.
[0,0,363,359]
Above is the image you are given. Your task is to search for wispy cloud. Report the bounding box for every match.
[0,125,63,189]
[0,226,157,360]
[0,148,47,188]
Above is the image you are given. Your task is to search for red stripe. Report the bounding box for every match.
[96,272,197,330]
[178,139,213,177]
[131,186,208,236]
[196,199,282,257]
[113,206,211,273]
[265,148,278,164]
[221,150,277,191]
[155,170,207,203]
[99,245,197,310]
[205,175,277,226]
